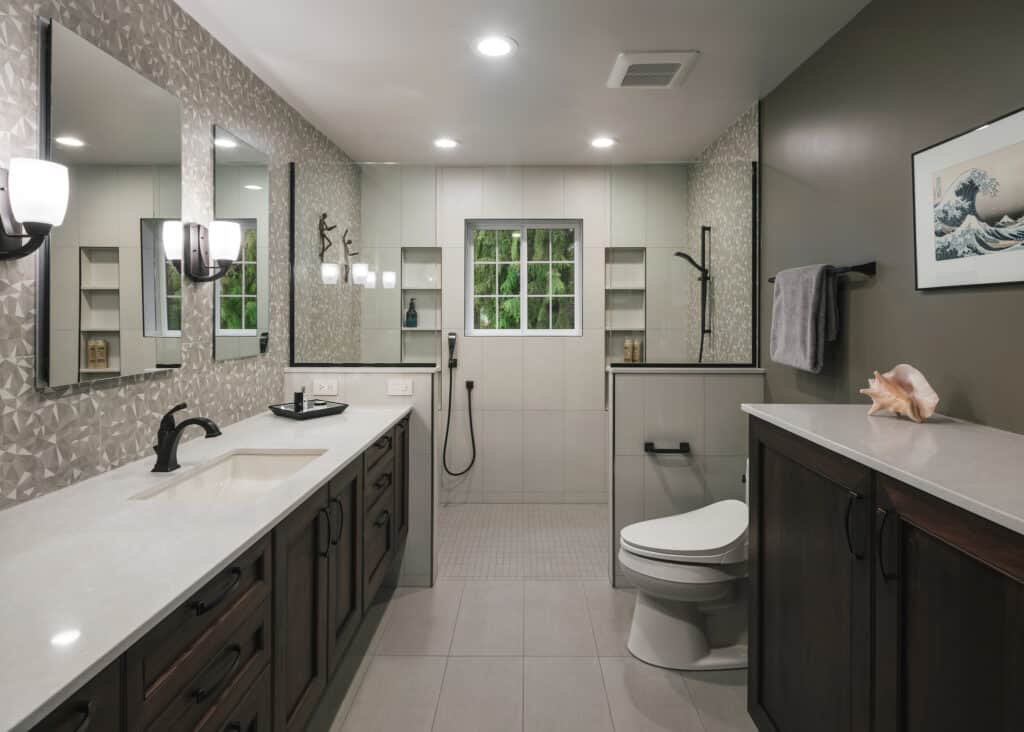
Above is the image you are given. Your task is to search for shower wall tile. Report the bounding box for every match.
[563,329,605,411]
[482,167,524,219]
[610,166,647,246]
[0,0,359,508]
[565,166,610,246]
[482,410,524,494]
[437,168,483,245]
[481,338,523,411]
[522,410,565,500]
[401,166,438,246]
[646,165,689,246]
[523,167,565,219]
[523,338,565,411]
[362,164,402,245]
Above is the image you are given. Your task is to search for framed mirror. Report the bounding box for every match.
[40,19,183,388]
[212,127,269,360]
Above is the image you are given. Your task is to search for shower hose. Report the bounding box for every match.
[442,364,476,476]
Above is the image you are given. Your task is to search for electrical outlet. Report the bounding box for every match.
[313,378,338,396]
[387,378,413,396]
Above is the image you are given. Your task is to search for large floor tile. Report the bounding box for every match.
[524,580,597,656]
[524,657,614,732]
[582,580,635,657]
[340,656,446,732]
[376,581,464,655]
[684,669,757,732]
[601,657,706,731]
[450,580,524,655]
[433,657,524,732]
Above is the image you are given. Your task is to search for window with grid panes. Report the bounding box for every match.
[466,221,582,335]
[215,220,259,334]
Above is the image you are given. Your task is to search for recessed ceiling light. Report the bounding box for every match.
[214,137,238,149]
[55,135,85,148]
[244,184,263,190]
[434,137,459,149]
[476,35,517,57]
[50,629,81,647]
[591,136,616,149]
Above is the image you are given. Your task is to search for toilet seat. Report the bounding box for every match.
[620,499,748,565]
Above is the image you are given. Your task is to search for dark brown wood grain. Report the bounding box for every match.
[327,457,364,675]
[32,660,122,732]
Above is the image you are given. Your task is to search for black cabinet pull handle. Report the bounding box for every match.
[224,724,242,732]
[877,508,897,581]
[191,567,242,616]
[317,507,331,558]
[643,442,691,455]
[844,491,865,559]
[374,435,392,450]
[72,701,93,732]
[329,497,345,546]
[374,510,390,528]
[192,644,242,704]
[374,473,392,491]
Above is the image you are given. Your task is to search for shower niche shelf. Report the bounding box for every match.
[79,247,123,381]
[400,247,442,364]
[604,248,646,363]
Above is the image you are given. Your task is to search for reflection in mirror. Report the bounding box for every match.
[213,127,269,361]
[44,20,182,388]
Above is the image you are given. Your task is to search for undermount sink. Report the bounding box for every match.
[132,449,326,502]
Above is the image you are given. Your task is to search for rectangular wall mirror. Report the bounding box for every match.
[213,126,269,360]
[41,20,183,388]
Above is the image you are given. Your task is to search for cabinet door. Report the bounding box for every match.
[395,417,409,542]
[327,457,364,674]
[31,660,121,732]
[273,486,330,732]
[748,419,873,732]
[875,475,1024,732]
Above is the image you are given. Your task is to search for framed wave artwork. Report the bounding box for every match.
[913,106,1024,289]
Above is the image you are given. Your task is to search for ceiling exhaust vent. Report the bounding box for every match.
[607,51,700,89]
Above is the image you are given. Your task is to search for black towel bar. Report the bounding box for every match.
[644,442,691,455]
[768,261,876,284]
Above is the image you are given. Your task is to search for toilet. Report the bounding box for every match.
[618,498,749,671]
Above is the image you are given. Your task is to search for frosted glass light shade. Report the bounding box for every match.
[8,158,69,227]
[209,220,241,262]
[321,262,341,284]
[352,262,369,285]
[364,270,377,289]
[382,270,396,289]
[162,220,183,261]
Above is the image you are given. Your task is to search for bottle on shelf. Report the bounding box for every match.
[405,298,418,328]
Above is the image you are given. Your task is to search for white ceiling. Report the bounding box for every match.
[176,0,869,165]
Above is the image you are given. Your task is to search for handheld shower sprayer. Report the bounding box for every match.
[442,332,476,476]
[674,225,712,363]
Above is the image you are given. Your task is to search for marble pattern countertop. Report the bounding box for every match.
[742,404,1024,537]
[0,405,412,732]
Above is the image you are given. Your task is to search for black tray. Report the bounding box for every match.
[269,400,349,420]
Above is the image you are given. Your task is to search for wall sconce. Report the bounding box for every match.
[351,262,369,285]
[0,158,69,260]
[364,270,377,289]
[382,271,397,289]
[321,262,341,285]
[164,220,241,282]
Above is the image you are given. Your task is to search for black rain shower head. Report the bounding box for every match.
[674,251,708,276]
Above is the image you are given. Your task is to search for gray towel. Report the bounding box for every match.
[769,265,838,373]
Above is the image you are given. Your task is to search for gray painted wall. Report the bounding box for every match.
[760,0,1024,433]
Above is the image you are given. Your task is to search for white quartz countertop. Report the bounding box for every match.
[0,404,412,732]
[608,366,765,374]
[742,404,1024,537]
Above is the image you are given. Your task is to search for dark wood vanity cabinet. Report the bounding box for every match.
[32,660,122,732]
[874,475,1024,732]
[327,457,364,674]
[748,419,873,732]
[273,486,330,732]
[749,417,1024,732]
[395,417,409,542]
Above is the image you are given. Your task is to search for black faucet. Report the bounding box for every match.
[152,403,222,473]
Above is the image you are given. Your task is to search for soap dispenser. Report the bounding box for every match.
[405,298,418,328]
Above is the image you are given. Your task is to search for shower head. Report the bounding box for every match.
[674,251,707,276]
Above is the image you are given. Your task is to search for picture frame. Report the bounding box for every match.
[912,106,1024,290]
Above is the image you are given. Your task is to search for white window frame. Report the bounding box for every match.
[214,219,259,336]
[465,219,583,337]
[159,257,182,337]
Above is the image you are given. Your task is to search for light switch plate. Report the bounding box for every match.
[313,378,339,396]
[387,378,414,396]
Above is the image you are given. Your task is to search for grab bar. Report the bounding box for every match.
[644,442,691,455]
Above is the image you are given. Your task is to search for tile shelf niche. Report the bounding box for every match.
[400,247,442,363]
[79,247,122,380]
[604,248,646,363]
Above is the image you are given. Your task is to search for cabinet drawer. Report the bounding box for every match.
[364,488,395,607]
[365,428,394,471]
[31,659,121,732]
[364,451,395,515]
[197,664,271,732]
[126,536,272,729]
[150,599,272,732]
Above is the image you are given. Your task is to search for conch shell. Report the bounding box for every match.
[859,364,939,423]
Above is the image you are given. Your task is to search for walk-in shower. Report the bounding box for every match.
[675,225,713,363]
